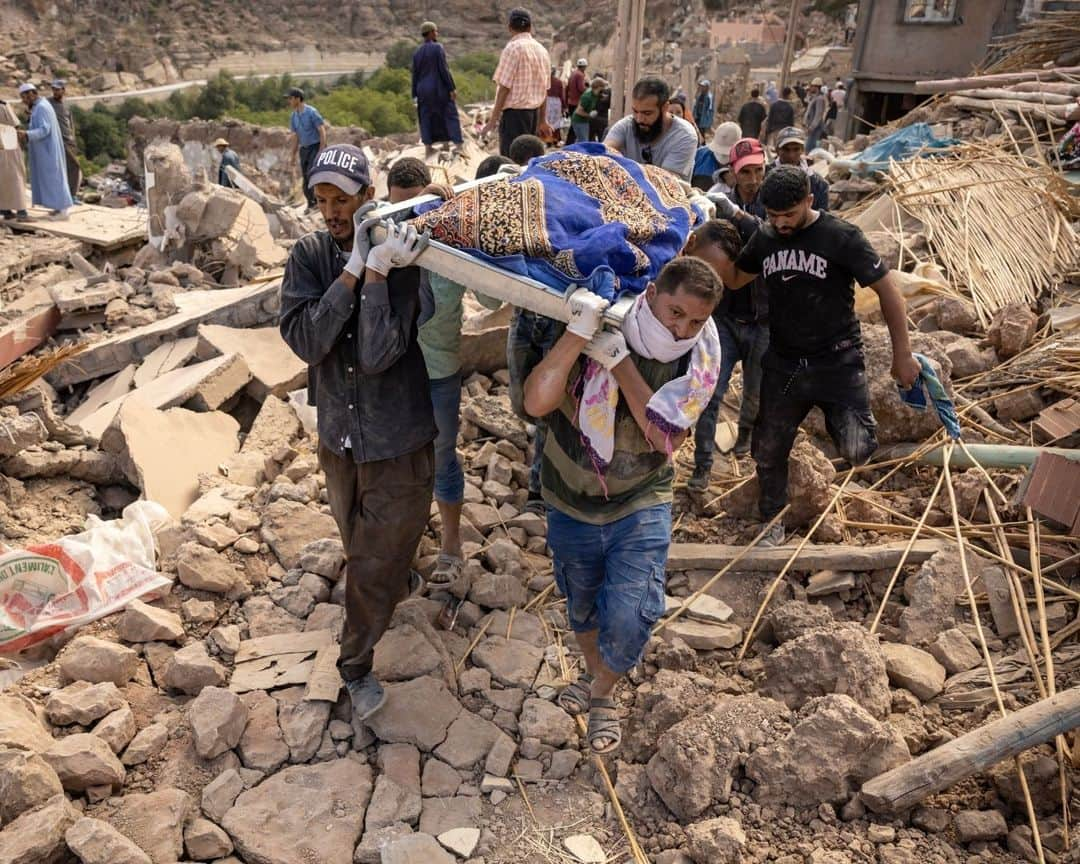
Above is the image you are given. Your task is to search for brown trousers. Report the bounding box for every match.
[319,443,434,682]
[63,144,81,199]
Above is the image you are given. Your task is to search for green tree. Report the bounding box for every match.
[385,39,416,70]
[192,72,236,119]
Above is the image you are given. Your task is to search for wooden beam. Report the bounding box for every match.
[778,0,800,90]
[873,443,1080,470]
[861,688,1080,815]
[666,540,946,572]
[914,66,1080,93]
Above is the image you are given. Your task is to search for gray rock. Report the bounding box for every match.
[92,705,137,754]
[163,642,227,694]
[471,635,542,689]
[0,749,63,823]
[202,767,245,823]
[59,636,139,686]
[65,816,153,864]
[881,643,946,702]
[365,774,422,831]
[954,809,1008,843]
[297,538,344,579]
[364,677,461,753]
[121,722,169,766]
[0,793,79,864]
[381,832,454,864]
[45,680,126,726]
[432,710,502,769]
[117,599,184,643]
[184,817,233,860]
[42,733,126,792]
[177,541,243,594]
[107,788,191,864]
[189,686,248,759]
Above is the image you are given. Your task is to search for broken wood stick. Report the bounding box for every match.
[873,442,1080,469]
[860,687,1080,814]
[666,539,944,572]
[914,66,1080,93]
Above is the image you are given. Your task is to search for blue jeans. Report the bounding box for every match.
[507,308,560,494]
[429,373,464,504]
[694,317,769,471]
[547,503,672,674]
[571,117,591,144]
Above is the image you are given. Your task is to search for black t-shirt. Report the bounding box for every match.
[766,99,795,132]
[735,211,888,359]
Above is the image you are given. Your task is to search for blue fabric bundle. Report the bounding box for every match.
[411,143,706,301]
[896,352,962,440]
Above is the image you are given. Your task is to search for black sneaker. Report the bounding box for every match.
[733,427,752,455]
[345,673,386,722]
[687,464,711,492]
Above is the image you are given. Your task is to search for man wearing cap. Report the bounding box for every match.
[713,165,920,546]
[213,138,240,188]
[691,120,740,192]
[565,58,588,141]
[690,137,771,489]
[692,79,715,134]
[16,83,73,219]
[484,8,551,157]
[773,126,829,211]
[279,143,435,723]
[804,78,828,152]
[287,88,326,209]
[0,96,29,221]
[412,22,463,152]
[605,77,698,181]
[48,80,80,200]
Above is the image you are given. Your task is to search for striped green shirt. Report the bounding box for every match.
[541,351,686,525]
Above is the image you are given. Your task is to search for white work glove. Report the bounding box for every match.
[564,286,610,340]
[589,110,598,118]
[707,192,739,220]
[343,202,380,279]
[583,329,629,370]
[365,221,430,276]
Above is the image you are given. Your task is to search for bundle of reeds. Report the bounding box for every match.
[887,143,1079,326]
[985,11,1080,73]
[0,344,84,400]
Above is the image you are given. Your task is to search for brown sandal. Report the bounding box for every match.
[557,673,594,716]
[587,697,621,755]
[429,553,463,585]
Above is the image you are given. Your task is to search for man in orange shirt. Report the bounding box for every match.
[483,8,551,157]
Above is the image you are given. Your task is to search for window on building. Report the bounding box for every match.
[903,0,958,22]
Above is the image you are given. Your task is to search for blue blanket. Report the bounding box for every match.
[411,143,706,300]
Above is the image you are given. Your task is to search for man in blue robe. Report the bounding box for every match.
[17,83,73,218]
[411,22,463,151]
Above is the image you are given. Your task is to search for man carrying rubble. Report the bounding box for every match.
[483,7,551,157]
[605,77,698,181]
[287,87,327,210]
[715,165,920,545]
[279,144,434,722]
[523,258,724,754]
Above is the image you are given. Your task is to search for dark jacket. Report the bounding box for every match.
[279,230,436,463]
[716,189,769,325]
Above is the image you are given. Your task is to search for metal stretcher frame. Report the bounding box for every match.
[369,177,636,327]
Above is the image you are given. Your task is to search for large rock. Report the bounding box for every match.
[237,691,289,773]
[45,680,126,726]
[176,541,244,595]
[685,817,746,864]
[0,749,64,823]
[201,768,245,823]
[518,698,576,747]
[189,686,249,759]
[989,753,1065,816]
[0,794,79,864]
[881,643,946,702]
[898,550,969,646]
[745,694,910,807]
[121,722,169,766]
[163,642,227,694]
[954,809,1008,843]
[646,695,791,821]
[184,817,233,860]
[241,394,302,455]
[761,623,891,719]
[0,694,53,753]
[723,437,838,528]
[58,635,139,686]
[42,733,126,792]
[381,833,455,864]
[92,705,138,754]
[222,757,373,864]
[432,711,502,770]
[296,538,344,579]
[117,599,184,643]
[197,324,306,400]
[107,787,191,864]
[373,624,443,682]
[65,817,153,864]
[766,600,835,644]
[927,627,982,674]
[260,499,338,569]
[365,677,461,752]
[471,635,543,689]
[365,773,422,831]
[988,303,1037,359]
[274,687,331,763]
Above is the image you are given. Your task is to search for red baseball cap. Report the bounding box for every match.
[730,137,765,174]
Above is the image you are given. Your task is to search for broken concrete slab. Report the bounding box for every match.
[100,401,239,519]
[74,354,252,440]
[48,282,280,388]
[132,337,200,389]
[241,394,302,455]
[196,324,306,400]
[67,365,136,427]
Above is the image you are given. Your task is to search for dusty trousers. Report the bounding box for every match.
[319,443,434,682]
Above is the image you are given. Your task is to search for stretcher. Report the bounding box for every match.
[369,177,636,327]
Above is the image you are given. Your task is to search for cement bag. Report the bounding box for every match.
[0,500,172,653]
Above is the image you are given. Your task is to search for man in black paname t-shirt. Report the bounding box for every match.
[716,166,920,545]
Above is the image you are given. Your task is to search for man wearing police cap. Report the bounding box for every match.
[279,143,435,724]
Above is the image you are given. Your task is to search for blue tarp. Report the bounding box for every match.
[849,122,959,174]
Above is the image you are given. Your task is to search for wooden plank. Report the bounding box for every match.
[914,66,1080,93]
[6,204,146,250]
[233,629,333,664]
[861,688,1080,814]
[666,540,946,573]
[304,643,342,703]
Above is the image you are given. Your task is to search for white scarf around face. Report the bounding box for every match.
[578,292,721,475]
